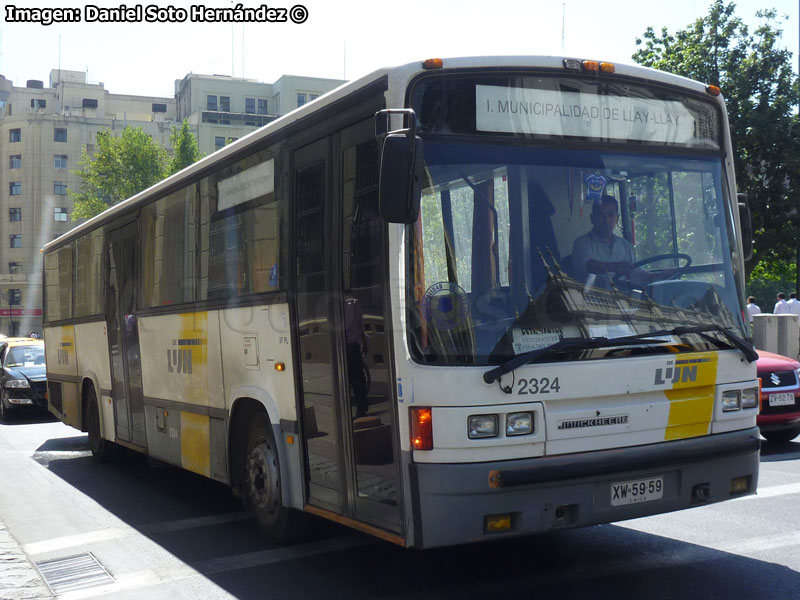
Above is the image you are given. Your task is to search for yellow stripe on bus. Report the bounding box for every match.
[180,411,210,477]
[664,385,715,440]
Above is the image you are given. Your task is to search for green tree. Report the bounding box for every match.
[70,126,168,220]
[632,1,799,282]
[169,119,202,175]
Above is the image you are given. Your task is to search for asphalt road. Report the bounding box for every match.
[2,414,800,599]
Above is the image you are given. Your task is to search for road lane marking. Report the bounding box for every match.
[736,481,800,500]
[58,535,373,600]
[24,512,248,556]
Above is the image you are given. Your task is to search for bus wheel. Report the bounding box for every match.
[86,387,115,461]
[244,412,312,543]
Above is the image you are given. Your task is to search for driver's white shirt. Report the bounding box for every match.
[572,230,634,289]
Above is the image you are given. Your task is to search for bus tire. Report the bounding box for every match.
[244,412,312,544]
[86,387,116,462]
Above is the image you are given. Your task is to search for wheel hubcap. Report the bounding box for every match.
[246,440,279,518]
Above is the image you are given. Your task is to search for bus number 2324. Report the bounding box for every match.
[517,377,560,395]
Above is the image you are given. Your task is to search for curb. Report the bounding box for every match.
[0,519,52,599]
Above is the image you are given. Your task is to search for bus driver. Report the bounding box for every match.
[571,195,641,289]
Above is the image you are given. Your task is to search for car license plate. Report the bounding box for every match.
[768,393,795,407]
[610,476,663,506]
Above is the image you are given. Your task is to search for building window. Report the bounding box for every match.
[207,95,217,111]
[9,182,21,196]
[310,94,319,101]
[8,289,21,306]
[54,207,68,221]
[220,96,230,112]
[8,262,21,274]
[54,181,67,195]
[54,128,67,142]
[9,235,21,249]
[54,155,67,169]
[31,98,46,109]
[152,103,167,113]
[214,136,225,150]
[245,97,256,113]
[9,208,21,222]
[258,98,268,114]
[9,155,21,169]
[86,143,95,155]
[297,93,306,107]
[9,129,21,142]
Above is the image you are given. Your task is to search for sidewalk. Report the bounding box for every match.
[0,518,52,599]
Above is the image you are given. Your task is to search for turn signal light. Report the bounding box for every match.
[411,407,433,450]
[582,60,600,72]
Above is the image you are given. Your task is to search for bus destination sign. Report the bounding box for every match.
[476,85,698,146]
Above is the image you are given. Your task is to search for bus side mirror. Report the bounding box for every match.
[738,199,753,261]
[379,133,424,224]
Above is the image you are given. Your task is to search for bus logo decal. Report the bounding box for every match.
[654,365,698,385]
[168,348,193,374]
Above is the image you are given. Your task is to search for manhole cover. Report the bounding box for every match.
[36,552,114,594]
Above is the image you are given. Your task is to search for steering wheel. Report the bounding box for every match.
[613,253,692,286]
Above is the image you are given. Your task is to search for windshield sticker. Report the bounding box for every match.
[512,328,561,354]
[422,282,469,330]
[585,174,607,206]
[475,85,696,145]
[587,324,636,339]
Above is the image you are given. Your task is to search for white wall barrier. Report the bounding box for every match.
[752,313,800,359]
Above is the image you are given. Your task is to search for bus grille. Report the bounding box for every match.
[49,381,63,414]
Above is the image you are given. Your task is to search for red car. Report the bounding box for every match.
[757,349,800,443]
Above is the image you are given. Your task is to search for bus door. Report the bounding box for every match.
[293,122,402,535]
[106,222,147,448]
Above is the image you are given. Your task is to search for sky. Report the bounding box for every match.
[0,0,797,98]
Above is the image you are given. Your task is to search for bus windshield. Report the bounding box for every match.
[407,142,747,366]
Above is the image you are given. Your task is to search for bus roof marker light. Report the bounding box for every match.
[422,58,444,70]
[706,84,722,97]
[582,60,600,72]
[411,407,433,450]
[599,62,616,73]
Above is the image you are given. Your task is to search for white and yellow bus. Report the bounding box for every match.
[43,56,760,548]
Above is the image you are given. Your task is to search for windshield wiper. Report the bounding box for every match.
[637,325,758,363]
[483,334,669,384]
[482,325,757,385]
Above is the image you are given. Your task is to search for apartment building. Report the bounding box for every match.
[0,69,346,335]
[175,73,345,155]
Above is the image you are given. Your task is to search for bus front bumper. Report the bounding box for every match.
[409,427,760,549]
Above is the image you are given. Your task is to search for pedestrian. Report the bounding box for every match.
[746,296,761,323]
[774,292,790,314]
[787,293,800,317]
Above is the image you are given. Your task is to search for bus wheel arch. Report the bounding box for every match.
[82,379,115,461]
[230,398,313,543]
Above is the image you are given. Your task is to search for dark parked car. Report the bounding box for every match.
[757,349,800,443]
[0,338,47,421]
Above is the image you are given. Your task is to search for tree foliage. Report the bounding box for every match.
[70,126,168,220]
[169,119,203,175]
[632,1,799,282]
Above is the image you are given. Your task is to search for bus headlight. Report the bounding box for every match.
[468,414,498,439]
[741,387,759,409]
[721,390,741,412]
[506,412,534,436]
